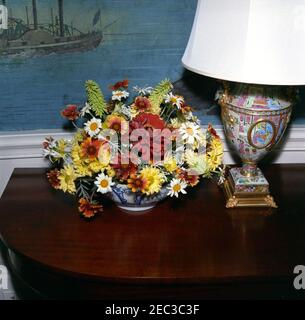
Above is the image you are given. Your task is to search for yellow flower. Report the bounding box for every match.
[58,165,78,194]
[140,167,164,195]
[207,138,223,171]
[71,143,82,163]
[104,114,128,134]
[164,156,178,173]
[74,161,92,177]
[89,160,106,173]
[106,166,116,177]
[71,143,92,177]
[74,129,86,143]
[207,149,223,171]
[57,139,67,156]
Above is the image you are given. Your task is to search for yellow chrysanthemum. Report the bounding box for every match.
[106,166,116,177]
[140,167,164,195]
[89,160,107,173]
[207,149,223,171]
[73,129,86,143]
[210,138,224,155]
[71,143,92,177]
[164,156,178,173]
[71,143,82,163]
[57,139,67,156]
[206,138,223,171]
[74,161,92,177]
[58,165,78,194]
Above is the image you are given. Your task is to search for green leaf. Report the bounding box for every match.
[149,79,173,114]
[85,80,107,118]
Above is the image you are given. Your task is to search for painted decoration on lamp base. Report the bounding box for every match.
[217,83,295,208]
[223,167,277,209]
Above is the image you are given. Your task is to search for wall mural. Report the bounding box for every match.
[0,0,197,131]
[0,0,304,131]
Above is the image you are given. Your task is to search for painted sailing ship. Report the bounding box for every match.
[0,0,103,56]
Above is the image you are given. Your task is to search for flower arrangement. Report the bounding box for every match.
[43,79,224,218]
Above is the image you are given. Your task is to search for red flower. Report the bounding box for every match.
[112,162,137,181]
[130,113,166,131]
[134,96,151,111]
[178,169,200,187]
[61,105,79,121]
[127,175,148,193]
[81,138,102,160]
[78,198,103,219]
[47,169,60,189]
[109,79,129,91]
[208,124,219,139]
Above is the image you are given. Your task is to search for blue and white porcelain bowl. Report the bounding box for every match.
[107,184,169,212]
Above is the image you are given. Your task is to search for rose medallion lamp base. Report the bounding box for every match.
[223,167,277,209]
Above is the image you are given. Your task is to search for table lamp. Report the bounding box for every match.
[182,0,305,208]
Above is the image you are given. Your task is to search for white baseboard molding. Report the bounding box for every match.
[1,125,305,197]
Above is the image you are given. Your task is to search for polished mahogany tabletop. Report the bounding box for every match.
[0,165,305,299]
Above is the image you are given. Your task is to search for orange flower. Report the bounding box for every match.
[47,169,60,189]
[81,138,102,160]
[111,161,137,181]
[134,96,151,112]
[78,198,103,219]
[177,169,200,187]
[105,115,128,134]
[127,175,148,193]
[180,103,193,114]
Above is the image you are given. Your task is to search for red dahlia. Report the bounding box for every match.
[61,105,79,121]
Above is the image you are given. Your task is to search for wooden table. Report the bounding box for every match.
[0,165,305,299]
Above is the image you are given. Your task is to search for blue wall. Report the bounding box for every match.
[0,0,304,131]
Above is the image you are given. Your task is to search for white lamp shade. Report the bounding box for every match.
[182,0,305,85]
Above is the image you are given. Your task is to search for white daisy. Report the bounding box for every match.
[80,102,91,117]
[84,118,102,137]
[120,104,132,119]
[179,122,201,144]
[167,179,187,198]
[94,173,114,194]
[133,86,153,96]
[164,92,184,109]
[112,90,129,101]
